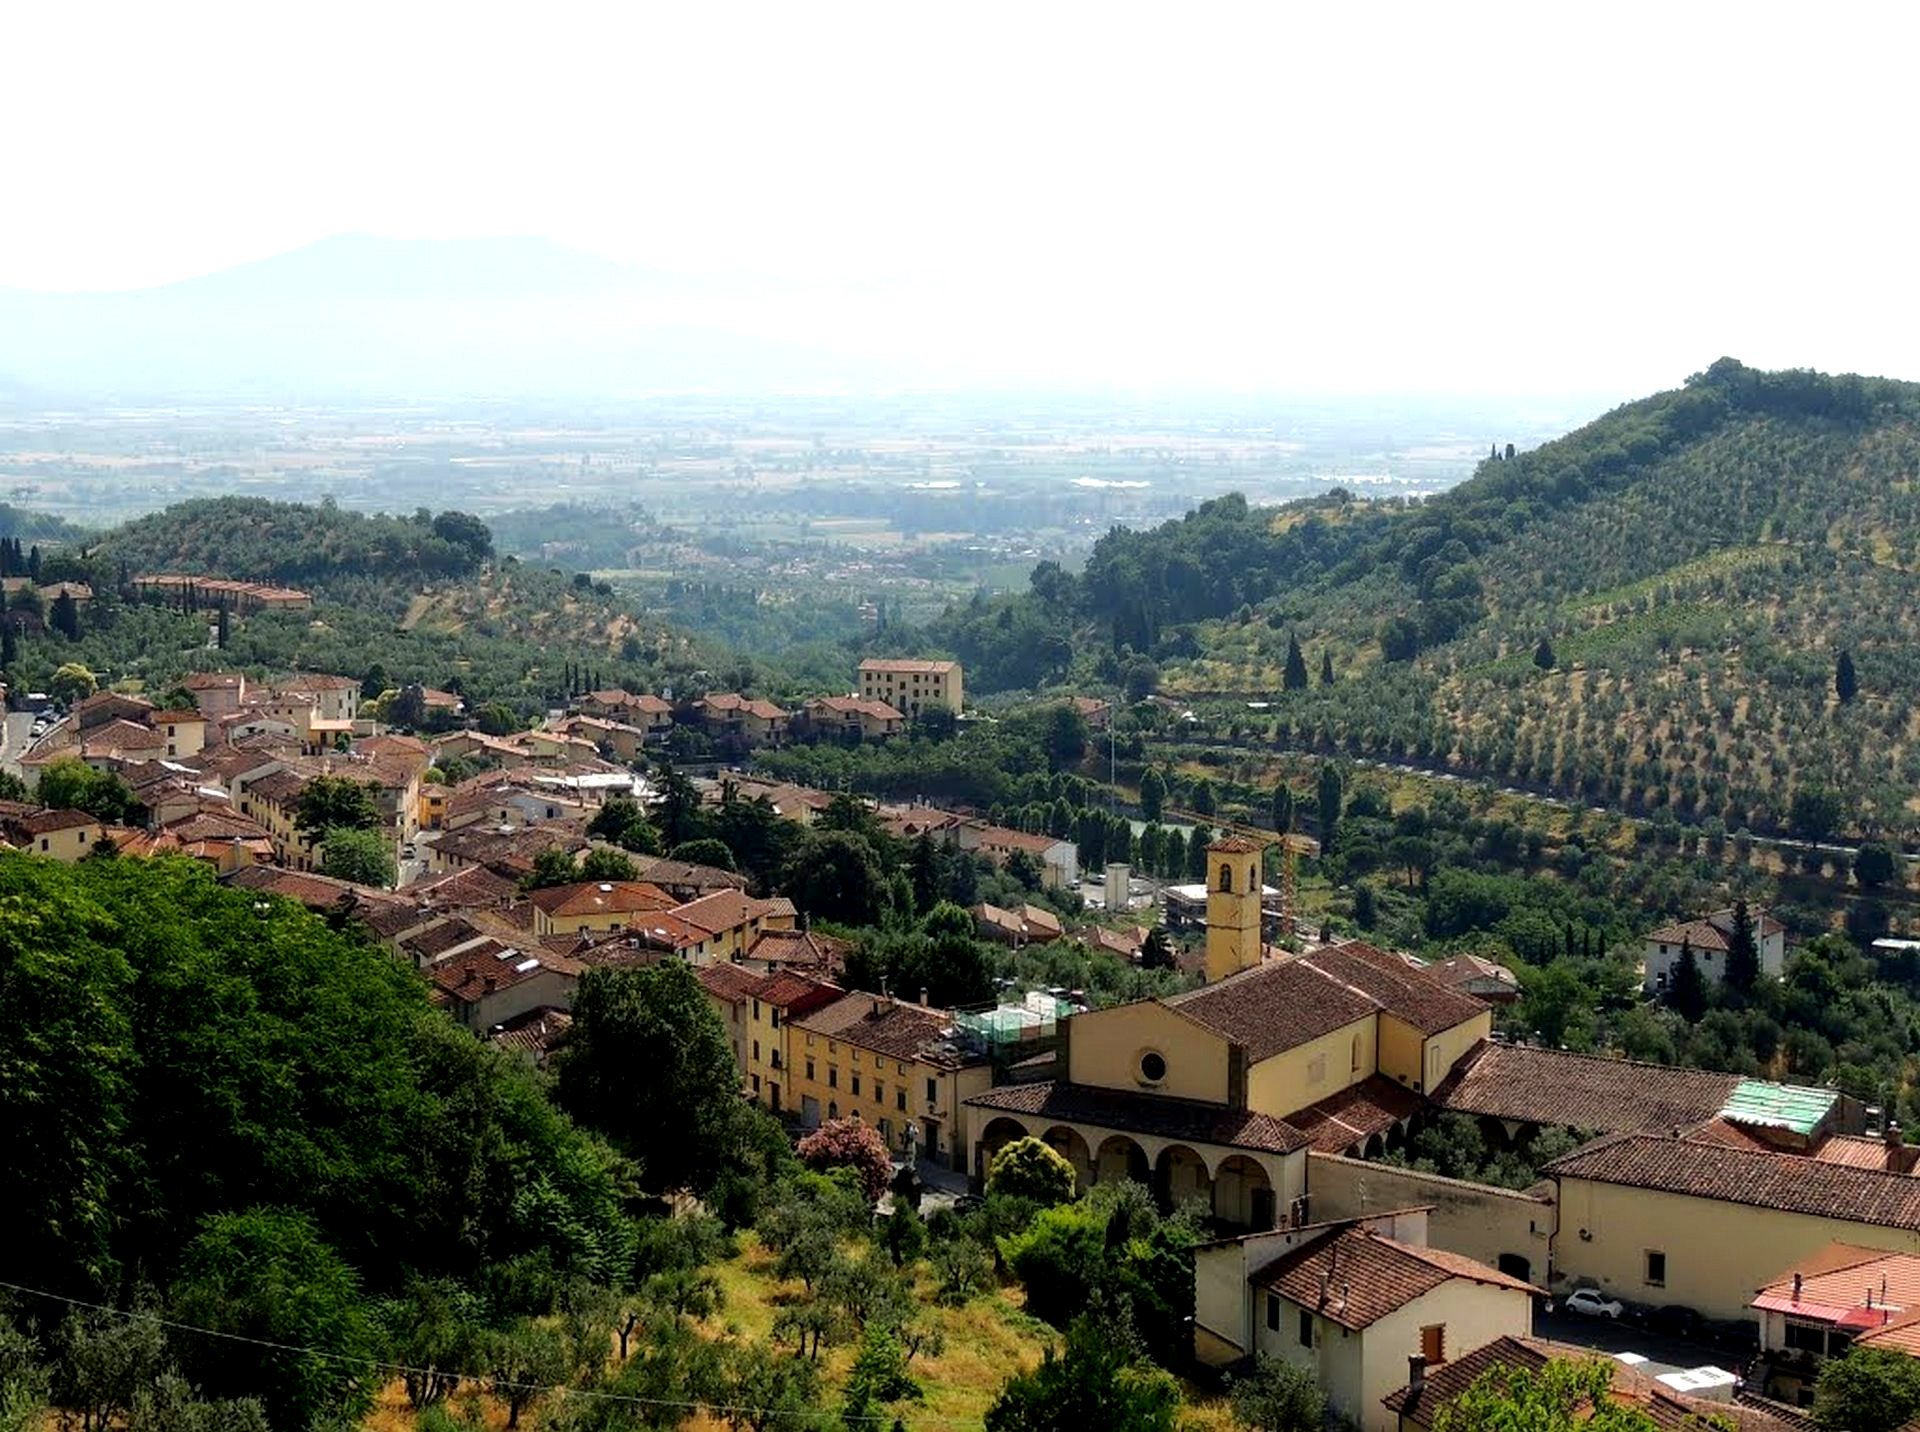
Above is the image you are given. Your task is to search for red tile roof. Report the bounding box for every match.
[966,1079,1307,1155]
[859,658,957,674]
[1546,1133,1920,1231]
[1168,959,1381,1061]
[1288,1075,1427,1154]
[792,991,967,1064]
[1256,1225,1537,1331]
[527,879,677,919]
[1431,1043,1740,1134]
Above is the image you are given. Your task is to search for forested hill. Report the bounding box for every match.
[936,359,1920,838]
[93,496,495,585]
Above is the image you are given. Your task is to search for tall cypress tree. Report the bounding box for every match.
[1316,762,1345,857]
[216,602,230,649]
[1725,897,1760,992]
[1,618,15,669]
[1836,649,1859,705]
[1283,634,1309,691]
[1320,650,1335,687]
[1670,939,1707,1021]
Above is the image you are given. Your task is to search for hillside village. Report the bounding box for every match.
[3,644,1916,1429]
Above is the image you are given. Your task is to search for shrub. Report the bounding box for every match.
[796,1119,892,1204]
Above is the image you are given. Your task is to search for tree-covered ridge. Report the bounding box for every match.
[943,360,1920,836]
[0,853,632,1303]
[0,502,90,544]
[93,496,494,586]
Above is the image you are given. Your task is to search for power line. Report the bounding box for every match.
[0,1277,990,1427]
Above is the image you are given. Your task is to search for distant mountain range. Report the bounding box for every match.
[0,235,910,402]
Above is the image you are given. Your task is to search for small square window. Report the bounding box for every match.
[1421,1324,1446,1365]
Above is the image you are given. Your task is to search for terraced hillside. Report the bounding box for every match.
[945,360,1920,839]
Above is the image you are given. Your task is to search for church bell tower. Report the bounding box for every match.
[1204,835,1264,983]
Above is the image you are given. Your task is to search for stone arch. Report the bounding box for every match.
[1154,1143,1212,1212]
[1041,1125,1094,1192]
[1095,1134,1151,1188]
[979,1116,1029,1177]
[1211,1154,1276,1230]
[1363,1132,1387,1161]
[1218,862,1234,893]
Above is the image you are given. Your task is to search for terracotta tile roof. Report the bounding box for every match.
[6,808,100,835]
[527,879,677,919]
[697,962,766,1003]
[1382,1335,1804,1431]
[1427,952,1520,991]
[965,1080,1308,1155]
[402,919,489,961]
[488,1007,572,1060]
[1304,940,1490,1036]
[1755,1245,1920,1342]
[1647,906,1784,952]
[754,970,845,1016]
[148,708,206,724]
[672,888,794,936]
[627,856,748,896]
[1257,1225,1537,1331]
[1167,959,1380,1061]
[792,992,960,1063]
[405,864,522,910]
[225,865,395,910]
[279,672,360,692]
[1289,1075,1427,1154]
[1546,1133,1920,1231]
[162,811,273,843]
[971,823,1067,857]
[744,928,850,974]
[183,671,245,690]
[245,769,312,807]
[1431,1043,1740,1133]
[1209,835,1262,854]
[432,823,589,875]
[428,943,578,1001]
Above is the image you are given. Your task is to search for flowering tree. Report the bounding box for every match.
[797,1118,892,1203]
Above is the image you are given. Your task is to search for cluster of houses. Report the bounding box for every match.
[3,656,1904,1427]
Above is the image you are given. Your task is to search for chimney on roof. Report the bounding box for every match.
[1407,1354,1426,1399]
[1793,1272,1803,1302]
[919,988,929,1007]
[1889,1120,1903,1152]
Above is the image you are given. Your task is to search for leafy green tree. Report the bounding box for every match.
[126,1371,268,1432]
[580,847,639,882]
[988,1137,1077,1206]
[1812,1347,1920,1432]
[720,1340,822,1432]
[485,1320,571,1429]
[782,830,891,927]
[52,1303,166,1432]
[475,701,520,736]
[522,849,583,889]
[320,827,395,888]
[555,963,746,1195]
[49,662,96,705]
[1433,1357,1664,1430]
[1282,634,1308,691]
[1138,766,1166,823]
[1855,840,1900,888]
[671,837,735,871]
[1836,648,1859,705]
[49,590,79,640]
[984,1316,1180,1432]
[1140,926,1174,970]
[1228,1355,1324,1432]
[1046,704,1090,771]
[36,757,135,822]
[1668,939,1707,1021]
[0,619,15,670]
[1790,785,1842,843]
[1319,650,1335,686]
[1189,777,1216,816]
[841,1327,922,1421]
[168,1209,375,1430]
[1533,636,1556,670]
[293,775,383,834]
[880,1202,927,1268]
[1271,783,1294,834]
[375,1276,487,1410]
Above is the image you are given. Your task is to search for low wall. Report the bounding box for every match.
[1308,1152,1554,1284]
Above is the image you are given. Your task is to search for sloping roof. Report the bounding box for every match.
[1304,940,1489,1036]
[1382,1335,1805,1431]
[1427,953,1520,991]
[696,962,766,1003]
[1288,1075,1426,1154]
[1167,958,1381,1061]
[744,927,850,974]
[1755,1244,1920,1339]
[792,991,963,1063]
[5,807,100,835]
[1209,835,1263,854]
[673,888,794,936]
[965,1080,1307,1155]
[1255,1225,1537,1331]
[1545,1133,1920,1231]
[1430,1042,1740,1133]
[1647,907,1784,952]
[526,879,677,919]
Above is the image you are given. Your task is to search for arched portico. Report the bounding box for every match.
[1042,1125,1095,1192]
[1212,1154,1276,1230]
[1097,1133,1152,1186]
[977,1116,1029,1178]
[1155,1144,1212,1212]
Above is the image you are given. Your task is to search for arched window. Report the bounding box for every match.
[1218,863,1234,894]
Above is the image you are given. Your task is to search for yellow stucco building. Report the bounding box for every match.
[967,836,1494,1231]
[857,658,963,717]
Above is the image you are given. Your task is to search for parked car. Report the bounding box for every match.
[1646,1304,1705,1339]
[1564,1289,1625,1319]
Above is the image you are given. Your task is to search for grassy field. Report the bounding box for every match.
[361,1230,1239,1430]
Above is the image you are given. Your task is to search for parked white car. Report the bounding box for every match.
[1564,1288,1625,1319]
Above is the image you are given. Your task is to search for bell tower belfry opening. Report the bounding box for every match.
[1204,835,1264,983]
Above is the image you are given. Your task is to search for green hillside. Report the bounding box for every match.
[940,359,1920,839]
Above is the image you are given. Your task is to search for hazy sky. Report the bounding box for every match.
[6,2,1917,396]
